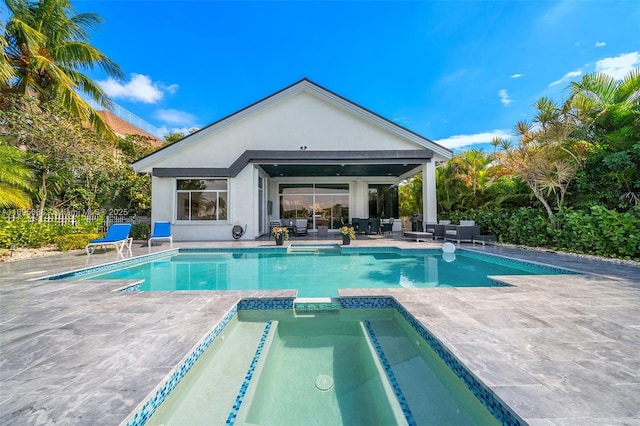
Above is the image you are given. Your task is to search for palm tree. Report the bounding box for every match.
[2,0,124,140]
[565,69,640,209]
[499,107,588,223]
[0,144,34,209]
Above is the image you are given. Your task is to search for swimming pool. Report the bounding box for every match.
[50,247,575,298]
[128,299,522,425]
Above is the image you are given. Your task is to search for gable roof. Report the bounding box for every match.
[132,78,452,171]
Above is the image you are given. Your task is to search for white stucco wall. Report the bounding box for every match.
[137,91,431,171]
[138,85,451,241]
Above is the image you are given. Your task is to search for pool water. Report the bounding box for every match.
[65,249,570,298]
[146,309,502,425]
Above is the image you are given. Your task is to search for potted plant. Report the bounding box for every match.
[271,227,289,246]
[340,226,356,245]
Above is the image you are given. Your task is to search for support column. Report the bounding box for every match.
[422,161,437,226]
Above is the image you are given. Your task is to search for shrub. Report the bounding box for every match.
[0,216,52,248]
[442,206,639,260]
[53,233,102,251]
[131,223,150,240]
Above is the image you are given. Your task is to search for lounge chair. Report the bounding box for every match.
[425,220,450,240]
[85,223,132,257]
[148,221,173,252]
[294,219,308,236]
[444,220,481,244]
[403,230,433,242]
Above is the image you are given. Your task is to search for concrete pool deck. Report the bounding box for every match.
[1,235,639,425]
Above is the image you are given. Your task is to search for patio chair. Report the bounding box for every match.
[85,223,132,257]
[269,219,282,232]
[369,218,381,234]
[351,218,361,234]
[381,218,394,234]
[294,219,308,236]
[148,221,173,252]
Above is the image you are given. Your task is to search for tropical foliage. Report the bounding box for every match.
[0,143,34,208]
[1,2,154,221]
[271,227,289,240]
[400,69,639,259]
[1,0,124,140]
[340,226,356,239]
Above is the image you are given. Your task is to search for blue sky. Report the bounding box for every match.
[71,0,639,151]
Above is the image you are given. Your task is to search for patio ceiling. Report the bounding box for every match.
[253,149,431,178]
[258,163,422,177]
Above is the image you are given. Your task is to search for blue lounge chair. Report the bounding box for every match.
[148,221,173,252]
[85,223,132,257]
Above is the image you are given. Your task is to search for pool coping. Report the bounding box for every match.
[2,239,638,425]
[122,296,525,426]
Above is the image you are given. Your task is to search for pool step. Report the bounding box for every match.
[287,244,341,254]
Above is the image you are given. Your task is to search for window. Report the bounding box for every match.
[177,179,228,221]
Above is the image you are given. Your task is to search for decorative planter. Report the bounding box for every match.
[342,235,351,245]
[275,235,284,246]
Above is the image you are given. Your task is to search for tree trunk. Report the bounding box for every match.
[37,173,47,224]
[529,180,556,225]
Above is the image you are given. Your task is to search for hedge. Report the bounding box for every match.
[0,216,102,250]
[441,206,639,261]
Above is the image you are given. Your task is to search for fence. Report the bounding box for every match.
[1,210,150,233]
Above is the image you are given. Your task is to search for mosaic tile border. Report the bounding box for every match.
[226,321,273,425]
[461,249,581,275]
[123,296,525,426]
[340,295,524,426]
[364,320,416,425]
[124,303,238,426]
[237,297,295,310]
[41,249,178,281]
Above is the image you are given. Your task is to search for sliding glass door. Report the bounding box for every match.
[279,183,349,230]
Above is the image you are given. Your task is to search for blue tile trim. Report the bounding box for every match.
[364,320,417,426]
[460,249,580,275]
[43,249,179,281]
[123,296,525,426]
[124,305,238,426]
[237,297,295,310]
[389,298,526,426]
[226,321,273,425]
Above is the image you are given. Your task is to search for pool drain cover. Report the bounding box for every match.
[315,374,334,391]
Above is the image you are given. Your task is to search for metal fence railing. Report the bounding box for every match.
[0,210,150,233]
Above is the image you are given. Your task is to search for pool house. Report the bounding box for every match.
[132,79,453,241]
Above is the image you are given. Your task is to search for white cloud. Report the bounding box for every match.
[435,130,511,150]
[98,74,176,104]
[549,70,582,87]
[595,52,640,80]
[510,74,523,79]
[154,109,197,126]
[595,41,606,47]
[498,89,512,106]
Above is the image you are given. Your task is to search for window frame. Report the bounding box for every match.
[175,178,229,222]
